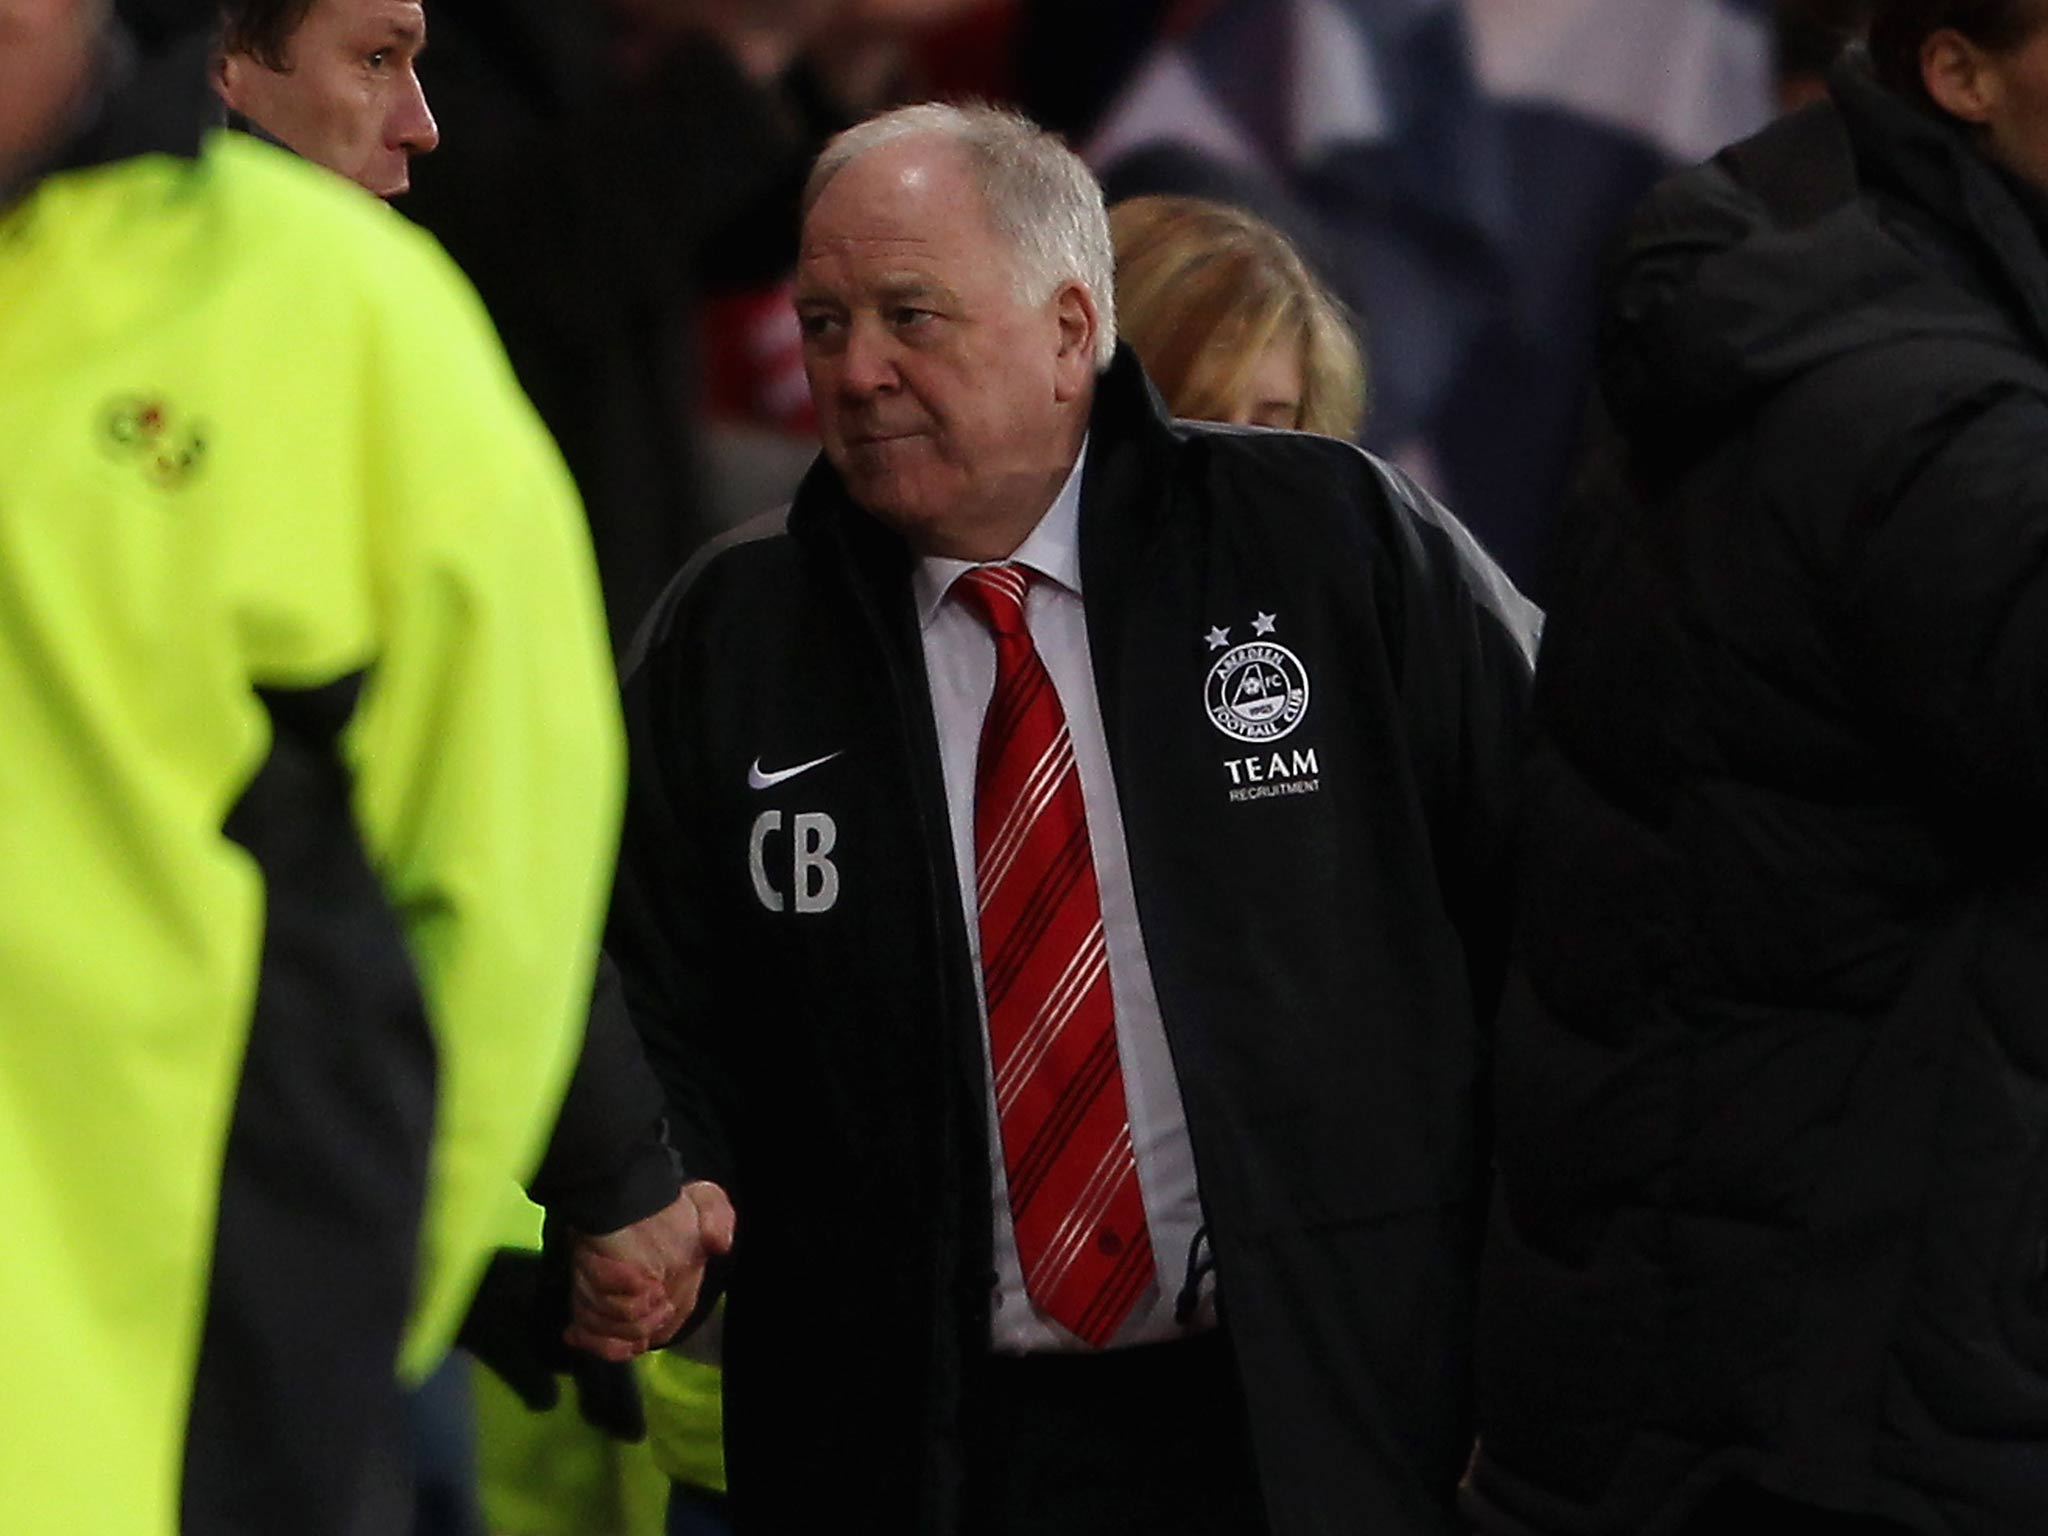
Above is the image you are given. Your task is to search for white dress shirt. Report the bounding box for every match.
[914,443,1212,1352]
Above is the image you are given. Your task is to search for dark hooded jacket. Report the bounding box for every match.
[1464,58,2048,1536]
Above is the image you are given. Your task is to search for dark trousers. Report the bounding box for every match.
[1678,1483,1916,1535]
[405,1357,484,1536]
[964,1330,1269,1536]
[667,1484,736,1536]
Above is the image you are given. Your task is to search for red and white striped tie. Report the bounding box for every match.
[954,562,1153,1348]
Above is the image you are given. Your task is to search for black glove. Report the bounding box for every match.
[455,1247,648,1442]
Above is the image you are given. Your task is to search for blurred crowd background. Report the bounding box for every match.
[130,0,1870,644]
[91,3,1883,1533]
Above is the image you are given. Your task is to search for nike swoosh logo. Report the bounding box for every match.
[748,751,843,791]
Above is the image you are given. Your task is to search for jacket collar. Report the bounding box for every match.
[1075,345,1182,604]
[1073,348,1182,722]
[222,108,293,156]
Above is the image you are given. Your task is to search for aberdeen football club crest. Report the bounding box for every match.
[1203,612,1310,744]
[1203,613,1321,803]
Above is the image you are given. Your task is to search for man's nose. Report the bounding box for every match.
[838,318,898,398]
[392,69,440,155]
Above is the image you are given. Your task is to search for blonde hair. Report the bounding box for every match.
[1110,195,1367,438]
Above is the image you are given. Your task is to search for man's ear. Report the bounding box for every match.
[1051,280,1101,403]
[214,49,245,110]
[1922,27,2003,127]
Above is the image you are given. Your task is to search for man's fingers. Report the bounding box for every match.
[573,1265,675,1330]
[570,1285,665,1330]
[568,1299,671,1343]
[563,1323,645,1363]
[576,1249,667,1301]
[643,1295,690,1349]
[568,1297,676,1350]
[685,1181,737,1254]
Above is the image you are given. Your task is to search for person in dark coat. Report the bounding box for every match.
[1465,9,2048,1535]
[587,100,1537,1536]
[205,0,725,1346]
[201,14,733,1525]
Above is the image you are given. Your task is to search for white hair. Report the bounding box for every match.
[803,102,1118,373]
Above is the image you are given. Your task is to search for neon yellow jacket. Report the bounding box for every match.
[0,127,622,1531]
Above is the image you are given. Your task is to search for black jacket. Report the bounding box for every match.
[608,349,1536,1535]
[1466,60,2048,1536]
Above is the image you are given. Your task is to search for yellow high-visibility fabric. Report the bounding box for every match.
[0,131,621,1534]
[472,1358,673,1536]
[640,1347,729,1496]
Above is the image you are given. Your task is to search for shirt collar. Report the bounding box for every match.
[913,437,1089,631]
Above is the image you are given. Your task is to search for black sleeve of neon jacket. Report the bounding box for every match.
[605,577,746,1206]
[524,955,684,1235]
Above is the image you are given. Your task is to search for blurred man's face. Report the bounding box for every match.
[217,0,436,197]
[1975,25,2048,192]
[0,0,100,192]
[1924,20,2048,193]
[794,137,1099,561]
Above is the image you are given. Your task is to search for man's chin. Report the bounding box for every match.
[353,160,411,199]
[851,484,927,528]
[842,473,944,541]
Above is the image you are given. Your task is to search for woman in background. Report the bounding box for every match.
[1109,193,1367,437]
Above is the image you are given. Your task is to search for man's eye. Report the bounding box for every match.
[892,307,935,328]
[367,48,391,68]
[796,312,841,339]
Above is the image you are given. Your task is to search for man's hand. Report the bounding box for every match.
[565,1179,735,1361]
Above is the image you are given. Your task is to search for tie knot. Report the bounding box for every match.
[955,563,1034,638]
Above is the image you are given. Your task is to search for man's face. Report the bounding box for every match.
[0,0,99,192]
[1924,20,2048,194]
[217,0,436,197]
[794,137,1098,559]
[1979,25,2048,192]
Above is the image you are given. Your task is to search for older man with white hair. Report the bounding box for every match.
[595,101,1539,1536]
